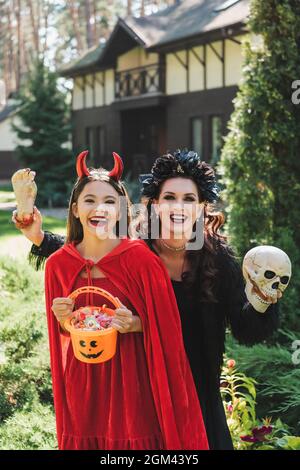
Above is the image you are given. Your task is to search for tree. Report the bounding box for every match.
[12,59,74,207]
[219,0,300,334]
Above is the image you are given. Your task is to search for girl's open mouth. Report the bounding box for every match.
[88,216,108,228]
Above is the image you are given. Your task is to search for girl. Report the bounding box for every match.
[37,151,209,450]
[14,150,282,449]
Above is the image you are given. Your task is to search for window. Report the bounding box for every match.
[211,116,223,165]
[191,118,203,158]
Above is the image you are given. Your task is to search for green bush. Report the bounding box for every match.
[0,256,43,305]
[0,364,40,422]
[0,404,57,450]
[226,333,300,434]
[218,0,300,334]
[221,356,300,450]
[0,255,55,448]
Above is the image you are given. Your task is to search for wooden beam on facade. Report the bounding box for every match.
[173,51,188,70]
[92,74,96,107]
[204,44,207,90]
[208,42,224,63]
[103,70,106,106]
[186,49,189,93]
[95,73,104,87]
[190,47,205,67]
[75,77,85,90]
[227,36,242,45]
[222,39,225,87]
[83,76,86,108]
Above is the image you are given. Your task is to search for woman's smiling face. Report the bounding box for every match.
[154,177,203,239]
[72,180,120,239]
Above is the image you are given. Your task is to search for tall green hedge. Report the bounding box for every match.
[219,0,300,334]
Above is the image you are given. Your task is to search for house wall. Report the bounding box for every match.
[225,36,244,86]
[71,104,121,168]
[72,68,115,110]
[0,118,15,150]
[189,45,205,92]
[166,35,245,95]
[68,34,245,169]
[166,49,187,95]
[166,85,238,162]
[0,115,31,178]
[117,47,158,71]
[206,41,223,89]
[72,36,245,110]
[0,150,20,178]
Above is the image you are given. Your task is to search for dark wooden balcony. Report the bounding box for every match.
[115,64,165,99]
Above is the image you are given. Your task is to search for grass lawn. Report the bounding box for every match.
[0,210,66,258]
[0,186,66,256]
[0,210,66,239]
[0,186,16,204]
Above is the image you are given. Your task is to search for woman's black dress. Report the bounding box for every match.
[29,232,279,450]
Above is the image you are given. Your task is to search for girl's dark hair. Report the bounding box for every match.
[66,169,132,244]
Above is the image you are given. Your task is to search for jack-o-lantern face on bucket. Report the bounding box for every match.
[65,286,121,364]
[79,339,104,360]
[69,329,118,364]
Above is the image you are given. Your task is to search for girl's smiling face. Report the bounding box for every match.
[154,177,203,239]
[72,180,120,239]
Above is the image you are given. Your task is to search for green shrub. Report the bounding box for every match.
[226,333,300,434]
[0,404,57,450]
[0,363,40,422]
[221,357,300,450]
[219,0,300,334]
[0,255,55,447]
[0,256,43,306]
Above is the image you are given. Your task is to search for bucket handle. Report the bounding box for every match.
[68,286,122,309]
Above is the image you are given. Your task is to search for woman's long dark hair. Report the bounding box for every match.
[183,202,230,303]
[66,169,132,244]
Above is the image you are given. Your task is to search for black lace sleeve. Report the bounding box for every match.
[29,231,66,270]
[217,245,280,346]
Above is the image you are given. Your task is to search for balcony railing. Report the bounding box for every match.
[115,64,165,99]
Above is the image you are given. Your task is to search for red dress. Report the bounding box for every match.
[62,276,163,450]
[44,239,209,450]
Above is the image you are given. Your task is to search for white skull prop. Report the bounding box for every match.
[242,246,291,313]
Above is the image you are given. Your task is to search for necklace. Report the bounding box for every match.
[160,239,186,252]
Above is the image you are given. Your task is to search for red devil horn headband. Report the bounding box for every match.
[76,150,124,181]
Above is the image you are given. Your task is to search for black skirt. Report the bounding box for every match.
[172,280,233,450]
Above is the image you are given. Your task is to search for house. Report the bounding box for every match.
[60,0,250,177]
[0,94,23,180]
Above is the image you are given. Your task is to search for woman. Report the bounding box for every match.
[13,149,281,449]
[30,151,208,450]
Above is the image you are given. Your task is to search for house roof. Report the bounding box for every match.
[60,0,249,77]
[59,43,105,77]
[125,0,249,49]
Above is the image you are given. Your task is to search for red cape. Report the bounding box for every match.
[44,238,208,450]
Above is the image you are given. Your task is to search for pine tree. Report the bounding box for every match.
[12,59,74,207]
[219,0,300,333]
